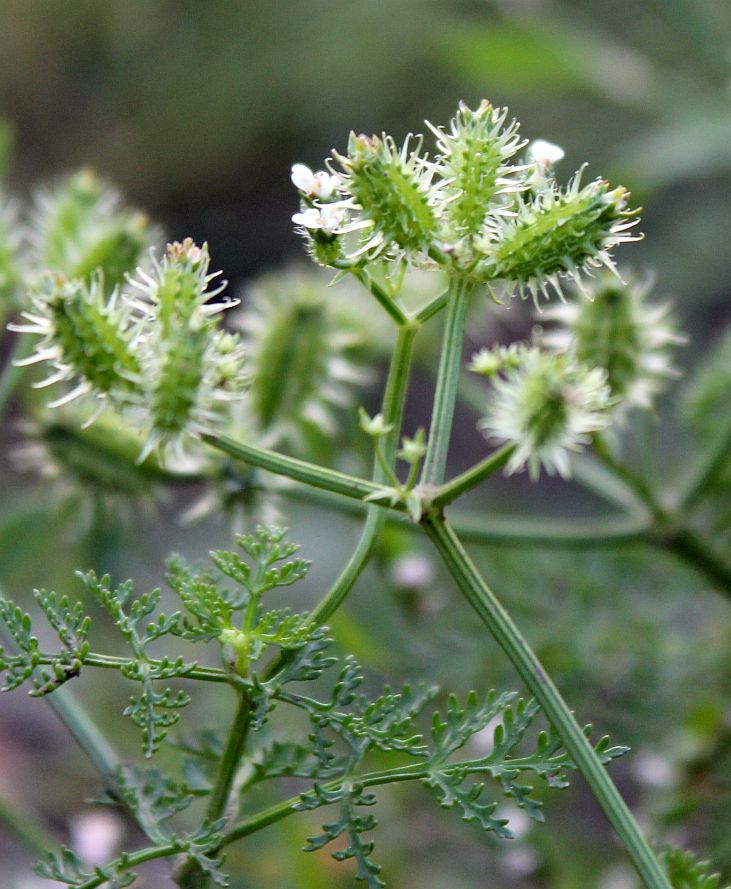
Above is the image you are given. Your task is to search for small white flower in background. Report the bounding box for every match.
[290,163,338,200]
[69,809,124,866]
[495,803,532,840]
[390,553,434,589]
[500,846,540,878]
[630,749,679,790]
[291,205,346,234]
[528,139,565,168]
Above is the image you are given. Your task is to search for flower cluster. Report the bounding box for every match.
[475,347,613,479]
[10,239,247,458]
[291,100,640,304]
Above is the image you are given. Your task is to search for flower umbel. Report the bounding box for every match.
[478,347,612,479]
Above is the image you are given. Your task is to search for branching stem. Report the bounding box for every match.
[421,512,672,889]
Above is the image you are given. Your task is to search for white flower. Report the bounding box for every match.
[291,205,346,234]
[528,139,565,168]
[479,348,612,480]
[290,163,338,200]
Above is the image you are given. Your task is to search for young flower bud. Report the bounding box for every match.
[478,348,612,479]
[30,170,155,292]
[468,344,527,377]
[332,132,438,259]
[541,272,685,409]
[9,274,143,412]
[429,100,526,239]
[397,427,427,464]
[475,172,641,304]
[359,407,393,438]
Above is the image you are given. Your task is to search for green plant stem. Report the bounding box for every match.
[41,685,122,786]
[307,324,418,628]
[413,287,449,324]
[677,413,731,511]
[432,444,514,507]
[591,440,731,597]
[453,512,649,547]
[420,512,672,889]
[592,436,667,522]
[33,651,235,683]
[421,276,471,487]
[201,433,396,508]
[205,689,253,824]
[351,268,408,326]
[82,748,602,889]
[653,526,731,596]
[0,792,57,859]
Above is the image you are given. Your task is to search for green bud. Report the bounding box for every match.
[397,428,427,464]
[359,407,393,438]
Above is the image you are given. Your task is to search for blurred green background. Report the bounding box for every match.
[1,2,730,888]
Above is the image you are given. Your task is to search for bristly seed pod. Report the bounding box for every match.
[541,272,685,410]
[10,274,144,417]
[127,239,248,458]
[475,171,641,305]
[428,100,527,240]
[478,347,613,479]
[331,132,438,260]
[28,169,155,292]
[234,268,372,450]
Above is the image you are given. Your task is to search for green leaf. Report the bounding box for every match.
[660,847,730,889]
[298,785,385,889]
[0,591,91,695]
[116,764,194,844]
[167,556,233,641]
[34,846,135,888]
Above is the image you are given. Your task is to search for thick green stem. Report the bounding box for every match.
[432,444,514,507]
[654,526,731,597]
[421,513,672,889]
[205,690,253,824]
[421,276,471,487]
